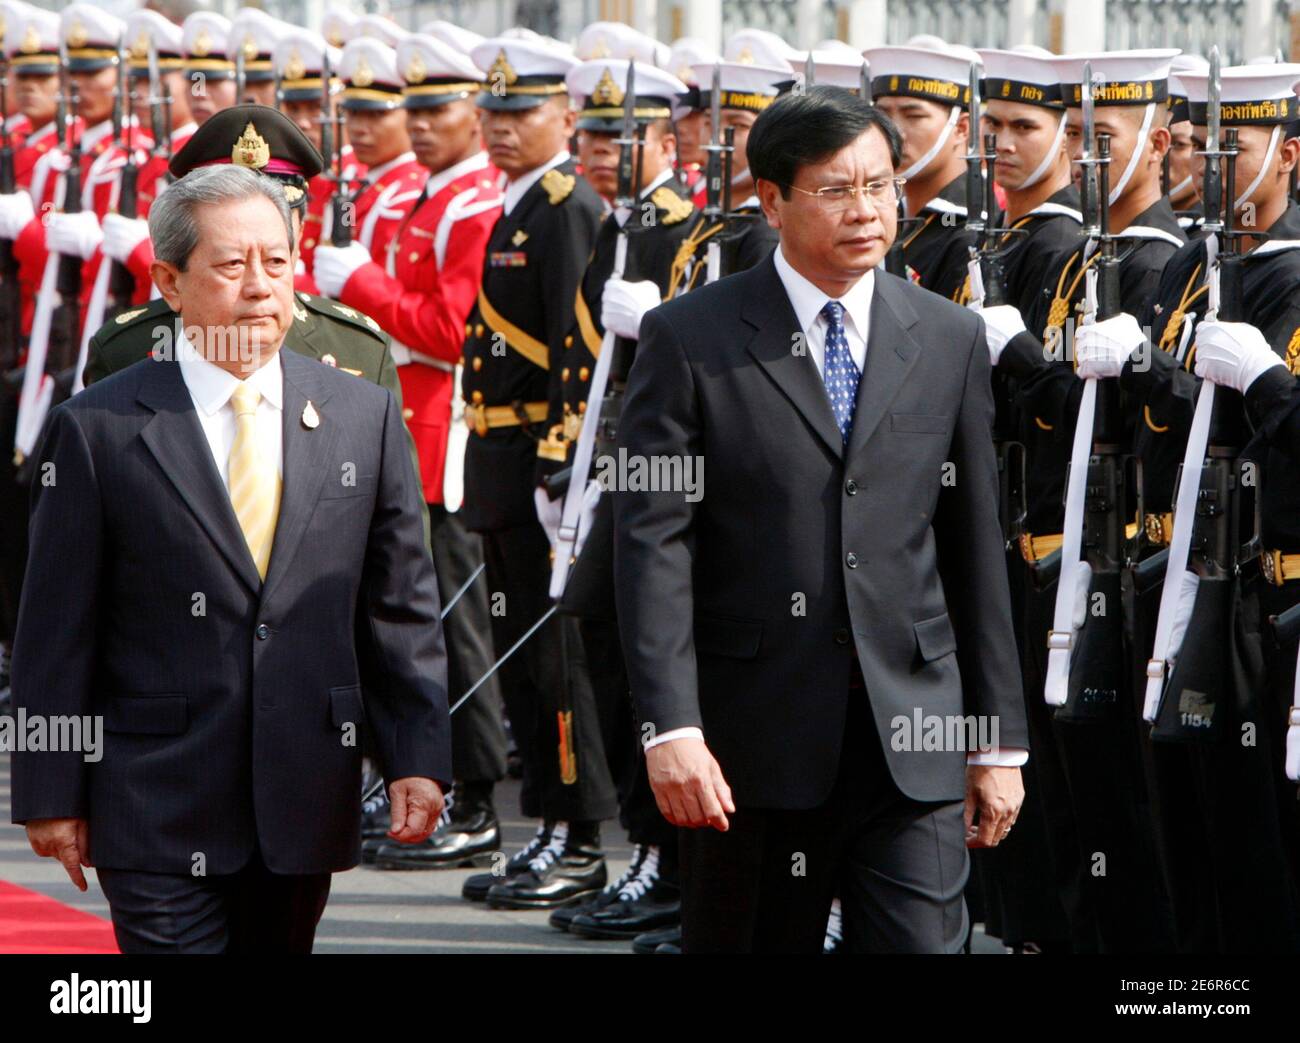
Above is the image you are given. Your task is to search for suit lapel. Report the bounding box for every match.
[741,257,844,460]
[846,272,923,461]
[260,349,342,603]
[137,359,262,594]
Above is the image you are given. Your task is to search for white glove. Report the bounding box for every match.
[975,304,1027,366]
[534,485,563,549]
[572,479,603,559]
[0,191,34,239]
[46,209,104,260]
[1075,313,1146,380]
[1167,569,1200,661]
[100,213,150,263]
[313,241,372,298]
[1193,319,1285,394]
[600,278,661,340]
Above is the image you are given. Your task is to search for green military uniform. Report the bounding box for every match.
[81,291,429,537]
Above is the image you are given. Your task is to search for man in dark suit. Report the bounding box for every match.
[613,86,1028,954]
[9,164,451,954]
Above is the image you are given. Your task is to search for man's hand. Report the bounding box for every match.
[645,737,735,831]
[1075,312,1146,379]
[387,777,445,844]
[974,304,1027,366]
[26,818,92,892]
[1193,319,1285,393]
[964,765,1024,848]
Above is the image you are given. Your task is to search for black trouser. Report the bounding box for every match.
[680,681,968,954]
[429,504,507,785]
[96,848,332,954]
[579,618,676,852]
[0,384,27,642]
[480,520,617,823]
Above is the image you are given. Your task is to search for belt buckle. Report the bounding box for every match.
[1145,513,1167,546]
[1262,549,1283,587]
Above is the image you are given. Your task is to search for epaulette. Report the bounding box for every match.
[651,186,694,226]
[541,168,575,206]
[92,298,175,345]
[296,291,387,343]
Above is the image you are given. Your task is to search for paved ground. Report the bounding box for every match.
[1,748,1002,953]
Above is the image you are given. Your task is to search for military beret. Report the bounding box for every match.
[169,104,323,207]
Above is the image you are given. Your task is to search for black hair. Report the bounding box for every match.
[747,86,903,197]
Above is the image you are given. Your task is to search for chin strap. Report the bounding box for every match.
[1109,102,1156,205]
[1019,111,1068,190]
[1234,124,1282,210]
[900,105,961,184]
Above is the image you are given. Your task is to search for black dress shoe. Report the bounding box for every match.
[631,924,681,955]
[462,824,551,902]
[485,823,607,910]
[655,938,682,954]
[569,882,681,939]
[549,844,646,932]
[374,808,500,870]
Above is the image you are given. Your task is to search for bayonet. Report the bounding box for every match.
[859,59,872,104]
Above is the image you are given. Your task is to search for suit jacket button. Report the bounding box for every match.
[255,624,270,640]
[845,479,858,495]
[846,552,858,568]
[834,628,850,645]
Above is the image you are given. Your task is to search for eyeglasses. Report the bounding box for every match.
[786,177,907,212]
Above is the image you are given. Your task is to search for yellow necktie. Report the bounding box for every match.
[227,382,281,580]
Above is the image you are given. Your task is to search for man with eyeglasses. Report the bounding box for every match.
[865,41,989,301]
[612,85,1027,953]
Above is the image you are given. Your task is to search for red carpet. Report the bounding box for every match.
[0,880,119,954]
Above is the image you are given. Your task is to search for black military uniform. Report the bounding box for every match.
[899,173,980,300]
[455,40,618,910]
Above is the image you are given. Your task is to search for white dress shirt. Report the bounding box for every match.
[644,249,1027,768]
[177,332,284,489]
[502,150,570,217]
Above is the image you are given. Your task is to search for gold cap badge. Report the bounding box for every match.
[66,19,89,49]
[284,49,306,81]
[404,52,427,84]
[737,46,754,64]
[590,68,623,107]
[242,34,259,60]
[590,36,610,59]
[20,24,41,54]
[130,31,150,60]
[488,48,518,86]
[352,55,374,87]
[231,122,270,169]
[192,27,212,58]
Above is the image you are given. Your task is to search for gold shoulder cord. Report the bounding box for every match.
[1158,262,1206,355]
[667,217,724,298]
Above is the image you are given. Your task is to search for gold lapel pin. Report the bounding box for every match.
[302,400,321,430]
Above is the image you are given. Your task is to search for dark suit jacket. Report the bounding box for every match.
[613,255,1026,809]
[9,349,451,875]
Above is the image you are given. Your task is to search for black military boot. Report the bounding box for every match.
[461,823,552,902]
[374,783,500,869]
[549,844,646,932]
[569,844,682,939]
[631,923,682,955]
[485,821,607,910]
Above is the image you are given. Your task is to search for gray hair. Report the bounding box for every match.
[149,165,295,271]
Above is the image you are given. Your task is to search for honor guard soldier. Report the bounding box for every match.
[665,37,718,208]
[1076,62,1300,952]
[968,45,1085,956]
[1167,56,1208,228]
[310,32,511,870]
[333,38,428,262]
[181,12,239,129]
[663,40,785,297]
[534,55,696,940]
[228,7,287,109]
[456,35,619,909]
[864,41,985,299]
[2,3,59,190]
[975,48,1186,954]
[273,30,365,295]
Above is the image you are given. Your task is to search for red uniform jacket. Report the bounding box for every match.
[339,151,503,504]
[350,152,428,263]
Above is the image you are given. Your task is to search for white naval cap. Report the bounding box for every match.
[1177,63,1300,125]
[357,14,409,49]
[273,30,340,102]
[339,37,404,110]
[977,48,1065,108]
[60,2,122,71]
[471,35,579,110]
[321,9,358,51]
[725,27,798,70]
[1051,49,1181,107]
[230,7,287,83]
[575,21,669,67]
[668,38,718,87]
[420,21,485,56]
[397,32,483,109]
[182,12,235,79]
[4,1,58,71]
[125,8,184,76]
[795,45,870,91]
[1168,54,1209,123]
[567,57,687,131]
[862,43,979,106]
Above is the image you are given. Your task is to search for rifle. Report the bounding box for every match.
[235,44,246,103]
[324,51,353,249]
[107,47,139,318]
[49,80,84,387]
[0,60,20,372]
[699,62,725,283]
